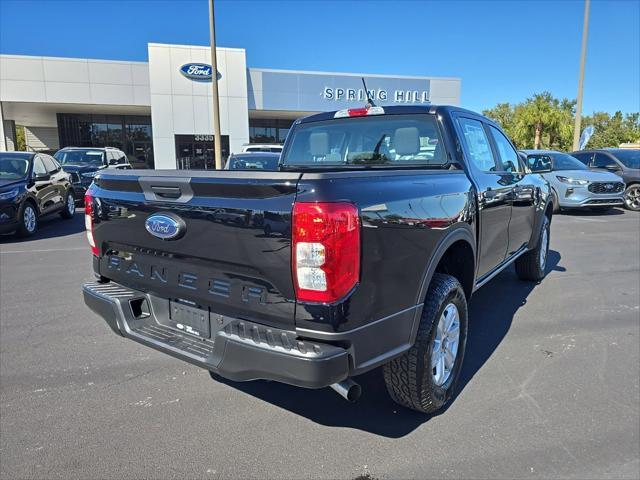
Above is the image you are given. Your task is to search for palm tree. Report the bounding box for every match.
[515,92,555,149]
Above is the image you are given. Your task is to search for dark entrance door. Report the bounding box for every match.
[175,134,229,170]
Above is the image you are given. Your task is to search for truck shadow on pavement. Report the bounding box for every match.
[214,250,563,438]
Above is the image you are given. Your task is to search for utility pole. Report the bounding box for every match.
[572,0,591,151]
[208,0,223,169]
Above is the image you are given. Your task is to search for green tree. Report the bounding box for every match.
[582,111,640,148]
[483,94,639,151]
[15,125,26,151]
[482,103,514,132]
[515,92,556,150]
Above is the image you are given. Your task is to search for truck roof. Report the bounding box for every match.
[297,104,482,124]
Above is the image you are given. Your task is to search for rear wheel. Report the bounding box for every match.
[60,191,75,219]
[17,201,38,237]
[515,215,550,281]
[624,184,640,211]
[383,273,467,414]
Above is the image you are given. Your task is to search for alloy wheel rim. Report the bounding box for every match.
[67,194,75,214]
[24,206,36,232]
[431,303,460,387]
[626,186,640,210]
[539,226,548,270]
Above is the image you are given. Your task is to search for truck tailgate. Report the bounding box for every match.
[90,170,300,329]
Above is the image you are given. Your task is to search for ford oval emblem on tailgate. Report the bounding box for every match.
[145,214,185,240]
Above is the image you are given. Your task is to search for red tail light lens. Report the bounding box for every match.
[292,202,360,303]
[346,108,369,117]
[84,193,98,256]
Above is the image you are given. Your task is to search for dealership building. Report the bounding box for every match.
[0,43,461,169]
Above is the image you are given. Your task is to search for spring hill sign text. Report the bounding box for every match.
[323,87,430,104]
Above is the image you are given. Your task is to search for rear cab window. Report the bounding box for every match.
[281,114,447,168]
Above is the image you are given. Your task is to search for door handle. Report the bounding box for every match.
[151,185,182,199]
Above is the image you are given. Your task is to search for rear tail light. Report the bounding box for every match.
[84,193,98,256]
[292,202,360,303]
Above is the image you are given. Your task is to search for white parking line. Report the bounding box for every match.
[0,247,87,254]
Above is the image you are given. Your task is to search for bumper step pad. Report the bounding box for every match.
[82,281,350,388]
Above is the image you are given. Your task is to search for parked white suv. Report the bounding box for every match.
[240,144,283,153]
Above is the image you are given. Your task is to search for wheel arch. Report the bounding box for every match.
[410,226,475,346]
[415,227,476,304]
[22,195,39,215]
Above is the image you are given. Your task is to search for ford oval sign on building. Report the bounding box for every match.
[145,214,185,240]
[180,63,213,81]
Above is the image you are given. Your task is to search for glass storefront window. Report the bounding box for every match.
[57,113,154,168]
[248,119,294,144]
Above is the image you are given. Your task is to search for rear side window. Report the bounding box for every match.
[282,114,446,167]
[458,118,498,172]
[593,153,617,168]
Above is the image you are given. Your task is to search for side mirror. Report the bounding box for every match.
[503,160,516,173]
[604,164,620,172]
[34,172,49,180]
[109,158,118,165]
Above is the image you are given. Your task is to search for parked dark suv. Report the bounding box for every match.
[0,152,75,236]
[54,147,132,200]
[571,149,640,211]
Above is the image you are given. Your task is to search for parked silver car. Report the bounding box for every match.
[520,150,625,212]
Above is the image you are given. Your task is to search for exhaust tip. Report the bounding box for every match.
[346,382,362,402]
[330,378,361,402]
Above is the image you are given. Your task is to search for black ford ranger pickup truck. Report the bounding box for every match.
[83,105,552,413]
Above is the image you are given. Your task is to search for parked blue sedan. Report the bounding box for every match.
[520,150,625,213]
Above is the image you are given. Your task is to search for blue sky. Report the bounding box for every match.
[1,0,638,115]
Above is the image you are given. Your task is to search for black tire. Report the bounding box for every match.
[60,190,75,219]
[16,201,38,237]
[551,189,560,214]
[515,215,550,281]
[623,184,640,211]
[383,273,468,414]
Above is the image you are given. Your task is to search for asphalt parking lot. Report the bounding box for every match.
[0,208,638,480]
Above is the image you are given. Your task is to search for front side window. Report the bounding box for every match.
[282,114,446,167]
[526,154,552,172]
[488,126,519,172]
[33,157,47,176]
[593,153,617,169]
[42,155,59,173]
[458,118,498,172]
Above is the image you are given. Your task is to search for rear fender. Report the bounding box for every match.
[410,226,476,344]
[528,196,553,250]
